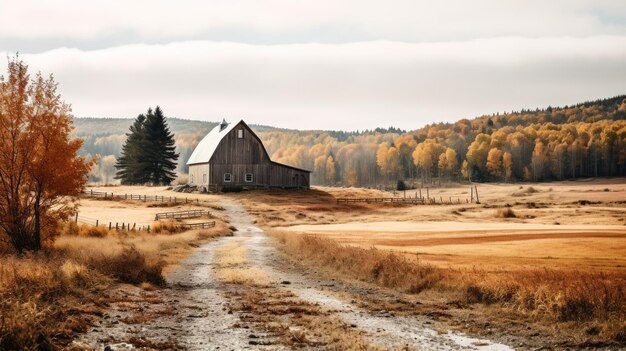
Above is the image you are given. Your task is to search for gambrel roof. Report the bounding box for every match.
[186,119,239,165]
[186,119,311,173]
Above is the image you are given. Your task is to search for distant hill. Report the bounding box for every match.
[79,95,626,186]
[73,117,284,137]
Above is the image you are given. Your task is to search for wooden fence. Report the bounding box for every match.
[83,190,200,204]
[181,221,216,229]
[155,209,209,220]
[336,185,480,206]
[336,197,468,205]
[75,215,152,232]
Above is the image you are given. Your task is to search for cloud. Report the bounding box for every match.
[3,36,624,131]
[2,0,626,52]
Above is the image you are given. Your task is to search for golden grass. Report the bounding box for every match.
[151,220,186,234]
[271,231,442,294]
[0,253,109,350]
[271,231,626,343]
[213,238,270,286]
[0,219,231,349]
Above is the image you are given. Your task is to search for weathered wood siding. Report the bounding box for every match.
[207,122,310,190]
[188,163,209,188]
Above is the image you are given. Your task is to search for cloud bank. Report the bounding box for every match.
[5,36,625,130]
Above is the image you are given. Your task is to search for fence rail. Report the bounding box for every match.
[182,221,216,229]
[82,190,200,204]
[155,209,209,220]
[336,197,469,205]
[75,214,152,232]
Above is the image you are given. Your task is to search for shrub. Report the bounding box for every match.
[91,246,165,286]
[151,220,185,234]
[174,175,189,185]
[495,207,517,218]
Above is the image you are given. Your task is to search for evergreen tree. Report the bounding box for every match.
[115,114,147,184]
[115,106,179,185]
[142,106,179,185]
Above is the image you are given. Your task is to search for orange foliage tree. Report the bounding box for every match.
[0,57,94,252]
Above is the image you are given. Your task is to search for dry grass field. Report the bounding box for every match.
[0,192,231,350]
[235,179,626,272]
[228,178,626,344]
[40,179,623,348]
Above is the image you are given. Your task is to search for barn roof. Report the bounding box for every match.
[186,119,239,165]
[186,119,311,173]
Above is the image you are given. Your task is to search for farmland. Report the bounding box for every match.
[62,178,626,349]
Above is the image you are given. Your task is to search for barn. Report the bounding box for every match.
[186,119,311,192]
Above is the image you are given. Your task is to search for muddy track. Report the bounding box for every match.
[77,202,514,350]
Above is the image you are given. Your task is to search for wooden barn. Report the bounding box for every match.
[186,119,311,192]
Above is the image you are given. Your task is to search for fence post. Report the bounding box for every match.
[474,186,480,203]
[90,189,93,196]
[147,225,150,233]
[96,220,99,226]
[426,187,429,201]
[116,223,118,230]
[122,223,125,230]
[470,187,474,203]
[109,222,112,230]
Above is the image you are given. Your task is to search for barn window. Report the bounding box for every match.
[237,129,244,139]
[203,174,207,183]
[224,173,233,182]
[244,173,253,182]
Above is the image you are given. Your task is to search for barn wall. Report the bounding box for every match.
[204,121,310,191]
[188,163,209,187]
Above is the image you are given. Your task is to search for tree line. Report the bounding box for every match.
[266,96,626,187]
[76,95,626,188]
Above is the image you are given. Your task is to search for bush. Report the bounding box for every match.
[495,207,517,218]
[91,246,165,286]
[151,220,185,234]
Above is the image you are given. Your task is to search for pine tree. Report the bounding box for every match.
[142,106,179,185]
[115,114,148,184]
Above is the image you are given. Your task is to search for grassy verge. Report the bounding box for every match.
[270,231,626,344]
[0,221,230,350]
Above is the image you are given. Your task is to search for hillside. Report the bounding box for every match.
[78,95,626,186]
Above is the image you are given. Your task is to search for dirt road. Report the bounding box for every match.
[79,201,514,350]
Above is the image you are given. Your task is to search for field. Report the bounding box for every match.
[244,179,626,272]
[3,179,624,349]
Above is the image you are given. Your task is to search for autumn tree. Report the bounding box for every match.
[325,155,336,184]
[486,148,504,180]
[0,57,94,252]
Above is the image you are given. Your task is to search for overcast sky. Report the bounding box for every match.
[1,1,626,130]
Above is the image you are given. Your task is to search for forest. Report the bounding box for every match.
[78,95,626,187]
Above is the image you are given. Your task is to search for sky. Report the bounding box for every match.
[1,1,626,131]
